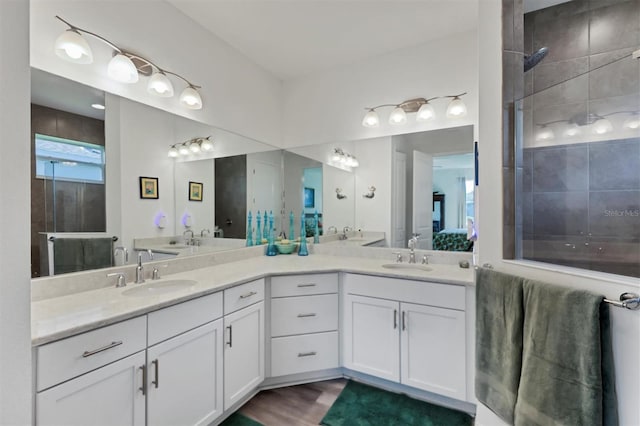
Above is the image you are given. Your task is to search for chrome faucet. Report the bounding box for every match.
[136,249,154,284]
[408,236,419,264]
[340,226,351,240]
[113,246,128,264]
[183,229,194,245]
[327,226,338,235]
[200,228,211,237]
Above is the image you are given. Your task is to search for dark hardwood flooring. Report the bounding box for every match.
[239,378,348,426]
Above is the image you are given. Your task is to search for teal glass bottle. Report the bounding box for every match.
[313,210,320,244]
[289,211,295,242]
[298,212,309,256]
[255,211,262,244]
[266,212,278,256]
[246,211,253,246]
[263,211,269,241]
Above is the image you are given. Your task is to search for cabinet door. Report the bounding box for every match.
[146,319,224,426]
[343,294,400,382]
[224,301,264,410]
[36,351,145,426]
[400,302,466,400]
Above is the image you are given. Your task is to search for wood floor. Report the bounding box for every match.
[238,379,348,426]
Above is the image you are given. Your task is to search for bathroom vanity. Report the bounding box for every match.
[31,249,474,425]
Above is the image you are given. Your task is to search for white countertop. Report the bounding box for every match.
[32,254,473,346]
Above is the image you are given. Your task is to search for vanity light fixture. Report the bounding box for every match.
[168,136,213,158]
[54,15,203,110]
[330,148,359,168]
[535,110,640,142]
[362,93,467,127]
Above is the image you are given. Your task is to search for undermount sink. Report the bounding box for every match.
[381,263,433,272]
[121,279,197,297]
[162,244,189,249]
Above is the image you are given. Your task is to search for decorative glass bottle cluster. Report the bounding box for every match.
[245,210,320,256]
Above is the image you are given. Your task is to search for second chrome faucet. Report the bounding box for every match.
[136,249,154,284]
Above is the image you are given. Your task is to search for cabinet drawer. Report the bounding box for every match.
[36,316,147,391]
[148,291,223,346]
[224,279,265,315]
[271,294,338,337]
[271,331,339,377]
[271,273,338,298]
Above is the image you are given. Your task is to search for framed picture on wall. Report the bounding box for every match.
[139,176,159,199]
[304,187,315,208]
[189,181,203,201]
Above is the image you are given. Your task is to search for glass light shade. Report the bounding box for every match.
[623,116,640,130]
[189,141,201,153]
[107,54,139,83]
[446,97,467,118]
[535,126,554,141]
[564,124,581,137]
[351,157,359,168]
[168,146,179,158]
[416,102,435,122]
[389,107,407,125]
[180,86,203,110]
[54,30,93,64]
[362,110,380,127]
[592,118,613,135]
[147,72,174,97]
[331,150,342,162]
[178,144,190,156]
[200,138,213,151]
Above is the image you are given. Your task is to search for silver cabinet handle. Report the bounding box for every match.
[226,325,233,347]
[240,291,257,299]
[402,311,406,331]
[151,359,159,388]
[297,283,316,288]
[82,340,123,357]
[139,365,147,395]
[393,309,398,329]
[298,351,317,357]
[297,313,317,318]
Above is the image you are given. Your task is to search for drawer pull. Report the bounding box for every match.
[139,365,147,395]
[82,340,123,357]
[298,351,317,357]
[297,283,317,288]
[297,313,317,318]
[152,359,159,388]
[240,291,258,299]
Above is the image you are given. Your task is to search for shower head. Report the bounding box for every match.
[524,47,549,72]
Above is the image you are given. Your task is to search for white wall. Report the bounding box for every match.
[476,1,640,425]
[322,165,356,232]
[0,1,32,423]
[282,31,478,148]
[174,160,215,235]
[30,0,283,147]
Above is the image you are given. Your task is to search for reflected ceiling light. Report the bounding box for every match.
[623,114,640,130]
[563,123,581,137]
[178,144,190,156]
[362,93,467,127]
[535,124,555,141]
[168,145,179,158]
[592,118,613,135]
[200,137,214,151]
[189,140,201,153]
[169,137,213,158]
[329,148,359,169]
[91,103,105,110]
[54,15,202,109]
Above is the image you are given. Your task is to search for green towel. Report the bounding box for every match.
[53,238,85,274]
[475,268,525,424]
[515,279,618,426]
[82,238,113,269]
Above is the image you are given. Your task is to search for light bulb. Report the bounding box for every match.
[189,141,201,153]
[592,118,613,135]
[147,71,174,97]
[107,53,139,83]
[564,124,581,137]
[535,125,554,141]
[416,102,435,122]
[362,110,380,127]
[178,144,190,156]
[351,157,359,168]
[168,146,179,158]
[200,138,213,151]
[54,29,93,64]
[446,96,467,118]
[623,116,640,130]
[331,150,341,162]
[389,107,407,125]
[180,86,203,110]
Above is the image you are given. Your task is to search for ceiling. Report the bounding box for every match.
[167,0,479,80]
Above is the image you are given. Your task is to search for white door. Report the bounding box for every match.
[224,301,265,410]
[343,294,400,382]
[146,319,224,426]
[400,302,466,400]
[36,352,145,426]
[412,150,433,249]
[391,152,407,249]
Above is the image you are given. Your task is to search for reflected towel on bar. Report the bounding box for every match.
[475,268,525,424]
[82,238,113,270]
[52,238,85,275]
[515,279,618,426]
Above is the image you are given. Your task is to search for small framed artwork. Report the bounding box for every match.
[189,181,203,201]
[304,187,315,208]
[139,176,159,199]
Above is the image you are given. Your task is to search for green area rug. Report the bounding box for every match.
[321,381,473,426]
[219,412,262,426]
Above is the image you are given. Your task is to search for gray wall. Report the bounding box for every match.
[215,155,247,239]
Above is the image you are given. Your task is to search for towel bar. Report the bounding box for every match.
[49,235,118,242]
[603,292,640,310]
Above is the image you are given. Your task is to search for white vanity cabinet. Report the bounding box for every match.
[343,274,467,401]
[223,279,265,410]
[270,273,340,377]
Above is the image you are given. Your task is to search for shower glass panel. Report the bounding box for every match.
[514,0,640,278]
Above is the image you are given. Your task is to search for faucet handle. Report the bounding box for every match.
[151,264,168,280]
[421,254,430,265]
[392,252,404,263]
[107,272,126,288]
